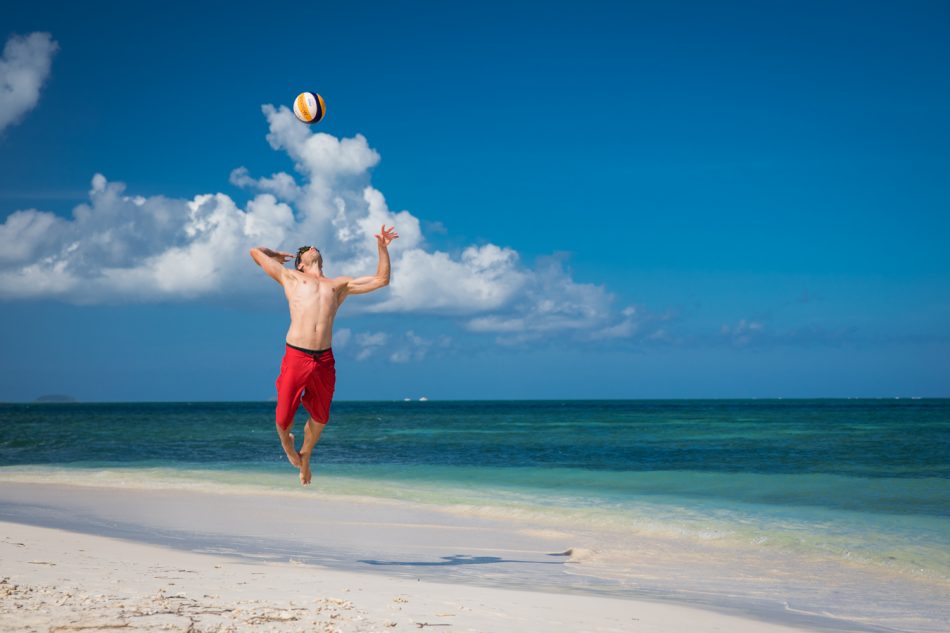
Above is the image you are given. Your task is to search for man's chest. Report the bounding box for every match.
[287,281,341,310]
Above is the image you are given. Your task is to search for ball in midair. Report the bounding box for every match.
[293,92,326,124]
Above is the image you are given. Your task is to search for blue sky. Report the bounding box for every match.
[1,1,948,401]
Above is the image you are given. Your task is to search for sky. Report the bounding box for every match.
[1,0,948,401]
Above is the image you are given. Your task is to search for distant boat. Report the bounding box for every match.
[403,398,411,402]
[419,396,429,402]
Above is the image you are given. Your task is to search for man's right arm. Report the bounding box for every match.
[250,247,292,285]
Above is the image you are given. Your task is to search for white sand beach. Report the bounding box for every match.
[0,481,824,633]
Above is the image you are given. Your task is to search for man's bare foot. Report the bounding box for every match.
[279,432,301,468]
[298,419,322,486]
[299,449,312,486]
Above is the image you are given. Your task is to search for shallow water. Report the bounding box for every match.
[1,399,948,631]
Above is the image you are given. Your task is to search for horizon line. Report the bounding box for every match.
[4,396,948,405]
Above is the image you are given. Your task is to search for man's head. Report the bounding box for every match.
[295,245,323,272]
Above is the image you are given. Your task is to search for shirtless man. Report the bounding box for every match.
[249,225,399,485]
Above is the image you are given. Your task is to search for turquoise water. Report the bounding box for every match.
[1,399,948,630]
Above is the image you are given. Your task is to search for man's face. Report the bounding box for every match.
[297,246,322,271]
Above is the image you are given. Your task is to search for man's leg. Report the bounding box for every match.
[298,349,335,486]
[275,349,308,470]
[276,422,302,468]
[298,418,326,486]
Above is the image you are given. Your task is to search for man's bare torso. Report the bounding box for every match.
[282,271,348,350]
[250,226,396,352]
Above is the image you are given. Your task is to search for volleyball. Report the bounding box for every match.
[293,92,326,124]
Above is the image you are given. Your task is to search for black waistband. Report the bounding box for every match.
[286,342,332,355]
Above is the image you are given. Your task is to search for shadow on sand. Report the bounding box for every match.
[358,554,566,567]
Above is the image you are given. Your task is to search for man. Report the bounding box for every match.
[250,225,399,485]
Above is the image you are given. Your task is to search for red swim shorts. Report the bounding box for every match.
[275,343,336,430]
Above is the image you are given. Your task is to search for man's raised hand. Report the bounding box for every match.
[375,225,399,248]
[262,248,294,263]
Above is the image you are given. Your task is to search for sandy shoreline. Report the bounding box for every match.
[1,519,825,633]
[0,481,903,632]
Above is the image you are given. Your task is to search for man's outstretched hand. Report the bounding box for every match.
[375,225,399,248]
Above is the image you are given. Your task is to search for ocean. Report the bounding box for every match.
[1,399,948,631]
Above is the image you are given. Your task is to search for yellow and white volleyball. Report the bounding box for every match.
[293,91,326,124]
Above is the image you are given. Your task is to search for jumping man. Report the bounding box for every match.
[250,225,399,485]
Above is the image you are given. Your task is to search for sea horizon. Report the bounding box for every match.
[7,396,950,403]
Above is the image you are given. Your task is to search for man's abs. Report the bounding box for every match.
[285,319,334,350]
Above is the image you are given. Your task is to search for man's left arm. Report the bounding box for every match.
[344,225,398,296]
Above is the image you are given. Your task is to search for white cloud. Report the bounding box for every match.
[468,315,527,333]
[369,244,527,315]
[714,318,861,348]
[0,209,65,263]
[721,318,765,347]
[589,306,640,340]
[0,32,58,134]
[0,104,636,345]
[230,167,301,201]
[333,327,352,349]
[0,174,297,302]
[355,331,388,361]
[389,330,451,363]
[463,254,636,344]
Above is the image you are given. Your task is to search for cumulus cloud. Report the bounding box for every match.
[230,167,301,201]
[389,330,452,363]
[464,254,637,345]
[0,104,637,347]
[373,243,528,315]
[355,331,388,361]
[0,174,297,301]
[0,32,58,134]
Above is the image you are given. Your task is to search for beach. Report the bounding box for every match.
[2,483,831,633]
[1,400,948,632]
